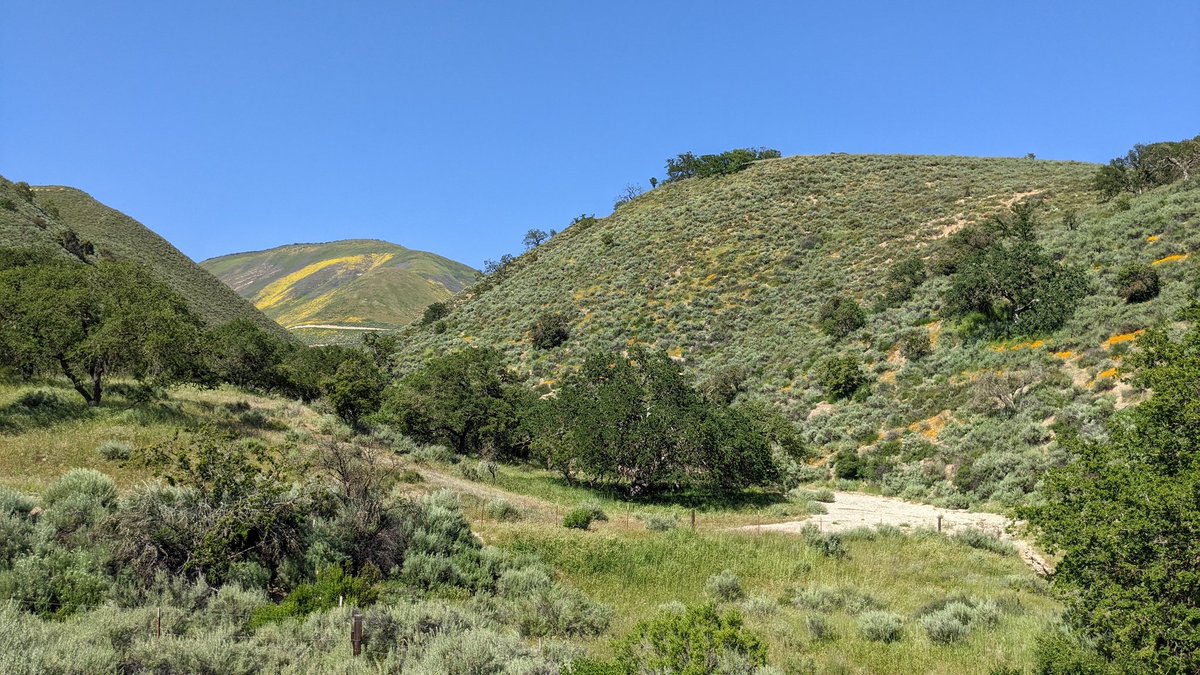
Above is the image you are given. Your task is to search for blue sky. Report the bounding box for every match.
[2,2,1197,268]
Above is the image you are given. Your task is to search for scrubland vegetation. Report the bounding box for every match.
[1,139,1198,672]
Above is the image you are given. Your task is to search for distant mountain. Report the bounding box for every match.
[0,176,291,340]
[201,240,479,342]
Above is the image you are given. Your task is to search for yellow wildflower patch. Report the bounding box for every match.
[1151,253,1188,266]
[1096,368,1118,380]
[908,410,951,442]
[1103,330,1144,348]
[668,346,683,360]
[1147,235,1159,243]
[1054,351,1073,360]
[254,254,394,309]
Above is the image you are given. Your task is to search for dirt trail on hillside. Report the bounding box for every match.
[288,324,390,331]
[737,491,1052,575]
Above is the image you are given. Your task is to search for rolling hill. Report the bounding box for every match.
[390,153,1200,509]
[201,240,479,342]
[0,176,291,340]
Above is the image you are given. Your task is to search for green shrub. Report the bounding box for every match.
[421,301,450,325]
[577,500,608,522]
[806,614,837,642]
[41,469,118,536]
[899,329,933,361]
[562,509,594,530]
[801,526,848,559]
[858,611,903,643]
[951,528,1016,556]
[817,356,868,401]
[98,440,133,461]
[740,596,778,617]
[818,295,867,339]
[639,513,677,532]
[531,312,572,349]
[790,488,835,503]
[1115,263,1160,303]
[793,584,879,614]
[615,604,768,674]
[0,545,111,618]
[250,566,377,628]
[704,569,744,602]
[411,445,455,464]
[483,498,521,522]
[920,606,972,645]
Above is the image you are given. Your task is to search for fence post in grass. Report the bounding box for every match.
[690,509,696,531]
[155,607,161,639]
[351,609,363,657]
[937,515,943,533]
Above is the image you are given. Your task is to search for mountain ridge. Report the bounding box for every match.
[201,238,479,342]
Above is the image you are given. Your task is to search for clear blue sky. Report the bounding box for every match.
[2,2,1197,269]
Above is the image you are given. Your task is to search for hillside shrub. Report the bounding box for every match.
[615,604,768,673]
[817,356,868,401]
[639,513,677,532]
[249,565,378,628]
[921,607,971,645]
[899,329,932,361]
[483,499,521,522]
[1114,263,1160,303]
[951,528,1016,556]
[421,301,450,325]
[858,611,903,643]
[530,311,571,349]
[817,295,866,339]
[806,615,836,641]
[705,569,744,602]
[942,203,1089,336]
[562,509,594,530]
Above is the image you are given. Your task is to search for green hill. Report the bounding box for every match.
[0,176,291,340]
[391,153,1200,509]
[201,239,479,343]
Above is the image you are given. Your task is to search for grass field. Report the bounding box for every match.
[0,376,1060,672]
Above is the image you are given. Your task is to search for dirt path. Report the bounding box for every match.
[288,324,390,331]
[411,463,1053,575]
[737,491,1052,576]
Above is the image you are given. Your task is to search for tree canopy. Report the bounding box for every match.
[0,252,206,405]
[942,203,1089,336]
[535,347,775,496]
[1023,326,1200,673]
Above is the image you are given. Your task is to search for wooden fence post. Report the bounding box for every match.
[351,609,362,657]
[937,515,943,533]
[155,607,161,639]
[690,509,696,531]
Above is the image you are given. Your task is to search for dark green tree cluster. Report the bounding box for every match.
[0,250,206,406]
[1093,134,1200,199]
[530,311,571,349]
[664,148,781,182]
[875,255,927,309]
[1023,326,1200,673]
[941,203,1089,336]
[817,295,867,339]
[1114,263,1161,303]
[381,347,533,457]
[530,347,776,497]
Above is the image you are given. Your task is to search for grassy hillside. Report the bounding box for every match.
[201,239,479,342]
[0,176,291,340]
[392,153,1200,510]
